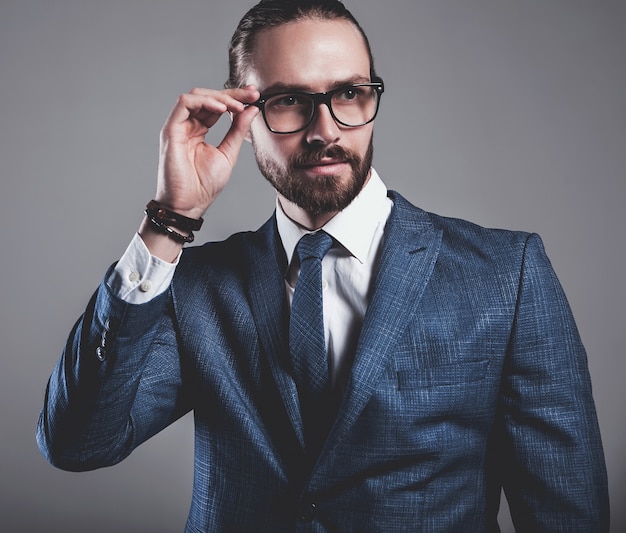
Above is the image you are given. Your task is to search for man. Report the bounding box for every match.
[37,0,609,531]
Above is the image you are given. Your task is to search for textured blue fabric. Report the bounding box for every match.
[37,192,609,532]
[290,231,334,458]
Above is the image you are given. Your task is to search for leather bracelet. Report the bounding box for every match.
[145,200,204,232]
[146,214,195,243]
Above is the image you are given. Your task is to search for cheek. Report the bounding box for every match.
[337,124,373,155]
[251,126,302,159]
[355,126,375,150]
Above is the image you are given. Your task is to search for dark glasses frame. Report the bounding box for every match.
[251,77,385,134]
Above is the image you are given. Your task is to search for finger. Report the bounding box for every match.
[167,93,228,125]
[164,89,260,136]
[190,85,259,105]
[186,87,259,119]
[216,105,260,167]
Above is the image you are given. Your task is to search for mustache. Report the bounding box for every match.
[289,145,359,167]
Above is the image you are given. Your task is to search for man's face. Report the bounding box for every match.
[245,18,375,218]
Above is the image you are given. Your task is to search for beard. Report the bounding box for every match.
[253,139,374,217]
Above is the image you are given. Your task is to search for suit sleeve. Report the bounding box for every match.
[36,266,191,471]
[497,233,609,531]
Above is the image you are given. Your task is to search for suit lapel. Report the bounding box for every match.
[325,192,442,454]
[244,215,306,448]
[243,194,442,457]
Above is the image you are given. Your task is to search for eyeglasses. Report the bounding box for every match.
[252,77,384,134]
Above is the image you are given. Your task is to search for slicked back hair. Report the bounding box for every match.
[225,0,377,89]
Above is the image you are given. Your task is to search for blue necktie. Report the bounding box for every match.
[289,231,333,456]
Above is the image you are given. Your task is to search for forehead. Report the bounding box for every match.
[246,18,371,91]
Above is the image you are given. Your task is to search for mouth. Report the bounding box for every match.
[298,158,349,176]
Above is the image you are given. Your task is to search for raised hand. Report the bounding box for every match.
[140,86,260,260]
[155,86,260,218]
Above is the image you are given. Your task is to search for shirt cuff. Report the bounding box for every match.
[107,233,179,304]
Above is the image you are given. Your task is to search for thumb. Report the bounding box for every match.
[217,105,260,168]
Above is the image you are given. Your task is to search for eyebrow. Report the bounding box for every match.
[260,75,372,95]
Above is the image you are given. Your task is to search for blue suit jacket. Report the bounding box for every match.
[37,192,608,532]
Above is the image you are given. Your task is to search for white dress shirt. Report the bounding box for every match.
[108,169,393,392]
[277,169,392,391]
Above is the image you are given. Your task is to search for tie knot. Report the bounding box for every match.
[295,231,333,262]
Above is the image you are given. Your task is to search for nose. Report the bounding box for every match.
[305,103,341,146]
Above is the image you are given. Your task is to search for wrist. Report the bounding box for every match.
[145,200,204,233]
[138,218,185,263]
[152,197,207,220]
[139,200,204,261]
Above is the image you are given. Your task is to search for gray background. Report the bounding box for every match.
[1,0,624,531]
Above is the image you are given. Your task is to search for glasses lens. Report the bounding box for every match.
[264,94,314,133]
[330,86,379,127]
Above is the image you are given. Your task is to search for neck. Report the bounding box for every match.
[277,194,338,230]
[276,169,373,230]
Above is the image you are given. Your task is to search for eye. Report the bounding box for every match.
[271,94,306,107]
[334,86,371,104]
[337,88,358,101]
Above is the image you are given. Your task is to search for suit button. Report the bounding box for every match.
[104,317,119,332]
[95,346,106,361]
[298,500,317,521]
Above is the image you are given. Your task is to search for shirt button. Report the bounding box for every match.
[321,279,329,291]
[139,280,153,293]
[128,271,140,283]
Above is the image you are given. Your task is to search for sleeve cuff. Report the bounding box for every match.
[106,233,179,304]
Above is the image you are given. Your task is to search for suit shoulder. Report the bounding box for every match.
[390,191,539,266]
[431,210,531,250]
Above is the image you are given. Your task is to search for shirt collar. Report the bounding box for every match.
[276,168,392,268]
